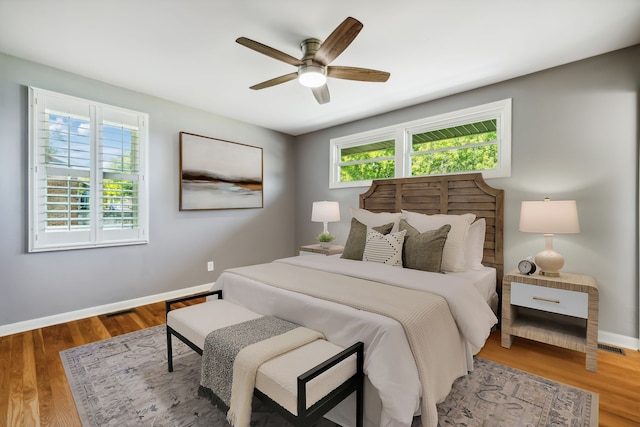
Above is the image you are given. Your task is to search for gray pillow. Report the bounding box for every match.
[341,218,394,260]
[400,219,451,273]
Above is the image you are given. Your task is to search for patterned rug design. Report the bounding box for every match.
[60,325,598,426]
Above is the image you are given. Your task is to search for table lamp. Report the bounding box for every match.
[311,201,340,238]
[519,198,580,276]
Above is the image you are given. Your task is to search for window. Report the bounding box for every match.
[28,87,149,252]
[330,99,511,188]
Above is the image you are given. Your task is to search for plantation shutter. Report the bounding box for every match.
[29,87,148,252]
[98,109,145,243]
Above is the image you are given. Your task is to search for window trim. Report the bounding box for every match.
[330,128,400,188]
[330,99,511,189]
[28,87,149,252]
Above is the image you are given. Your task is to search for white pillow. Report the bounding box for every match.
[350,208,403,232]
[465,219,486,270]
[401,210,476,272]
[363,228,406,267]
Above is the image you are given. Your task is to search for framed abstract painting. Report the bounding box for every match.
[179,132,263,210]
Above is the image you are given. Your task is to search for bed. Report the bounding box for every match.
[211,173,504,427]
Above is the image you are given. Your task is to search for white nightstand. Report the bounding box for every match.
[298,244,344,256]
[501,270,599,372]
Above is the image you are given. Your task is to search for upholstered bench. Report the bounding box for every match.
[165,290,364,427]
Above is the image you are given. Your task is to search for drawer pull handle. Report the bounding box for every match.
[533,296,560,304]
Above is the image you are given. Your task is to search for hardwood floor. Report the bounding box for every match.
[1,299,639,426]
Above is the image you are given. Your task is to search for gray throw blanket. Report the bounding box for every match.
[198,315,298,409]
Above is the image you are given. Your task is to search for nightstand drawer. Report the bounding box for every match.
[511,282,588,318]
[298,244,344,256]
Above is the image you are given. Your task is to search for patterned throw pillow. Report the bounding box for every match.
[363,228,407,266]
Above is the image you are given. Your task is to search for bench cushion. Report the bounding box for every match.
[256,340,357,415]
[168,298,357,419]
[167,299,261,349]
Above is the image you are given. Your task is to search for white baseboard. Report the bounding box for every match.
[0,283,215,338]
[598,330,639,351]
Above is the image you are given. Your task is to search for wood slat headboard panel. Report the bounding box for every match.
[359,173,504,293]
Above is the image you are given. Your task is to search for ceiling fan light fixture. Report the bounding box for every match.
[237,17,389,104]
[298,64,327,88]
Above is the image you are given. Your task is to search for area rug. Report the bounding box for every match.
[60,325,598,426]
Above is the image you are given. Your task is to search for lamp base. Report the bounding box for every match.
[539,270,561,277]
[534,234,565,277]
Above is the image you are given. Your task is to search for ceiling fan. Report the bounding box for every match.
[236,17,390,105]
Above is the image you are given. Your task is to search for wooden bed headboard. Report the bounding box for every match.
[359,173,504,293]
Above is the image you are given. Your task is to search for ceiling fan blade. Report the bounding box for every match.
[327,66,390,82]
[250,72,298,90]
[236,37,303,67]
[313,17,363,65]
[312,85,330,104]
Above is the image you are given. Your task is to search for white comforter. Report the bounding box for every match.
[212,255,497,427]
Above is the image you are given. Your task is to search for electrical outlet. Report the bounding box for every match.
[207,261,214,271]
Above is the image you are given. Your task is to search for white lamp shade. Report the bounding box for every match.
[311,201,340,223]
[519,199,580,234]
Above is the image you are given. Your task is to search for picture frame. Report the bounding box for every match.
[179,132,263,210]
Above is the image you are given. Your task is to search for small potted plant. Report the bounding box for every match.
[317,232,335,249]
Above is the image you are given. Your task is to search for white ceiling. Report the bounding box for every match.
[1,1,639,136]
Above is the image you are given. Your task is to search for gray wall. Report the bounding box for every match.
[294,45,640,341]
[0,53,296,327]
[3,45,639,343]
